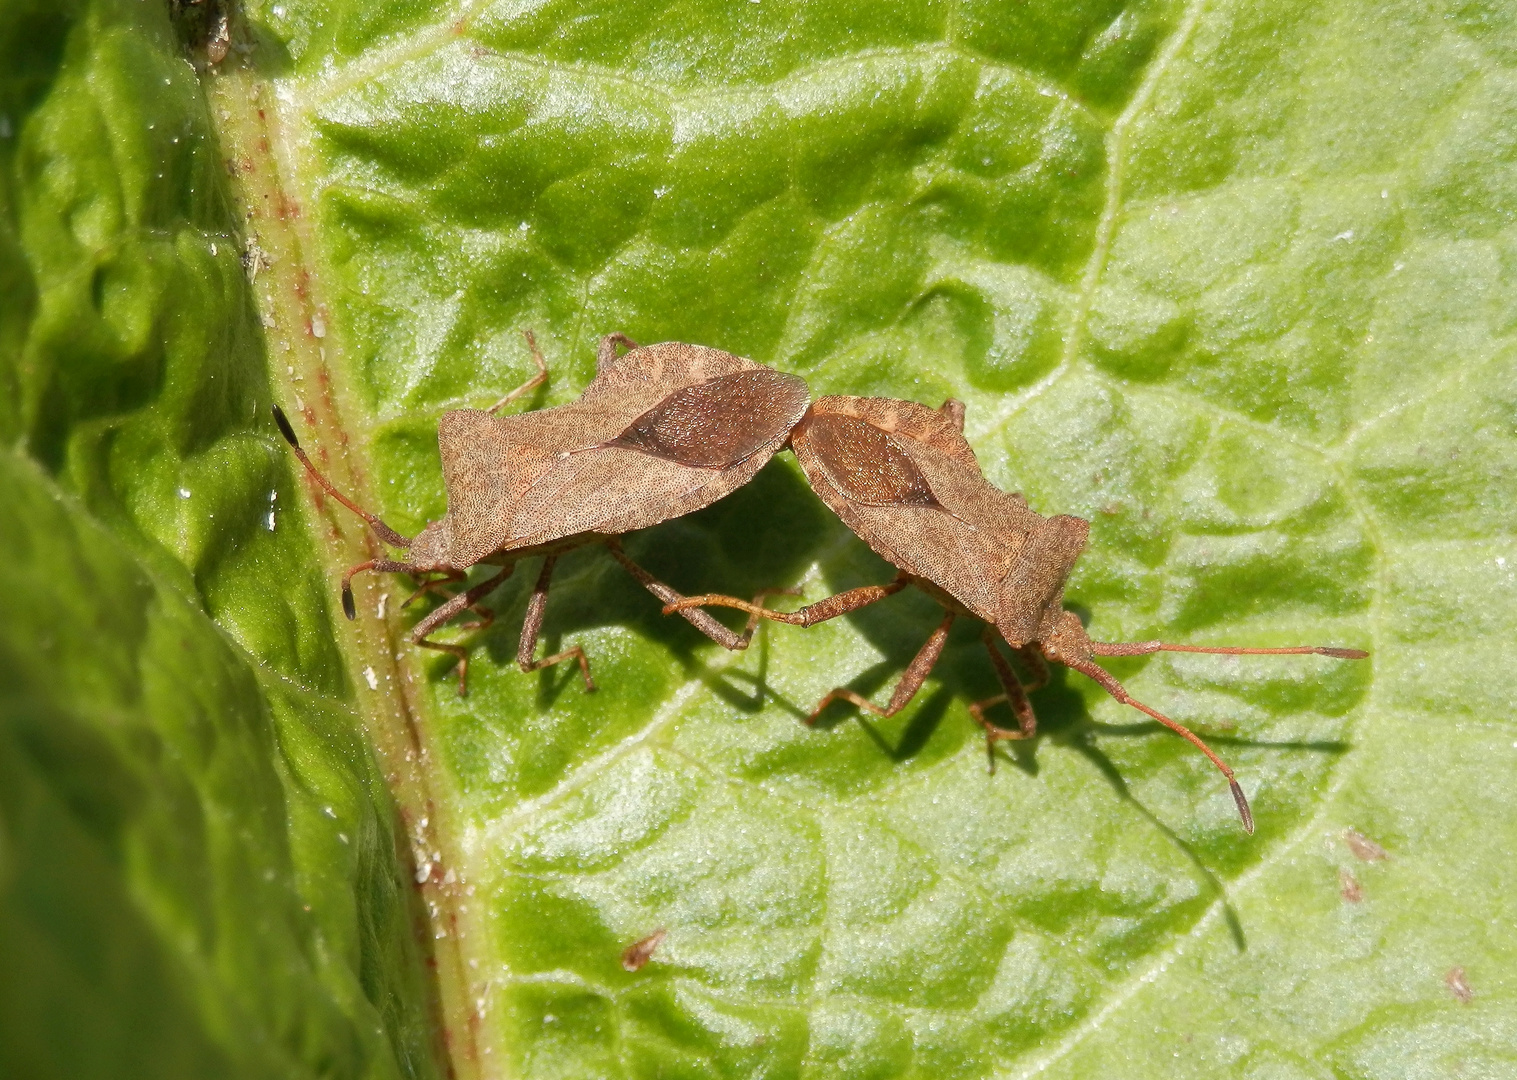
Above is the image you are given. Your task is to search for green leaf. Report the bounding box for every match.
[1,2,439,1077]
[4,0,1515,1077]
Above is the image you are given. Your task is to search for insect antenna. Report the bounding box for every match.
[340,561,374,621]
[1059,654,1257,833]
[273,405,412,549]
[1089,641,1368,661]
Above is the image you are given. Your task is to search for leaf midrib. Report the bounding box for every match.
[205,42,488,1080]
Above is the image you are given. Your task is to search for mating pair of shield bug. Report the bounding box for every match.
[277,333,1366,832]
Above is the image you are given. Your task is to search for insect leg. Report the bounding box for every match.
[604,539,786,650]
[458,602,496,632]
[410,566,513,697]
[400,569,468,609]
[739,588,805,638]
[486,329,550,413]
[1058,654,1255,834]
[342,558,424,620]
[517,555,595,691]
[660,571,912,628]
[595,332,639,371]
[808,610,955,725]
[968,627,1039,773]
[273,404,411,548]
[1015,645,1050,691]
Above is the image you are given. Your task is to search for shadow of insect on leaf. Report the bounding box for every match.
[666,394,1368,834]
[854,685,953,762]
[1070,734,1249,952]
[439,454,831,702]
[693,620,785,714]
[808,612,1086,770]
[1084,721,1353,758]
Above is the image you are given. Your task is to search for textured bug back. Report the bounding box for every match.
[793,396,1039,621]
[438,343,808,565]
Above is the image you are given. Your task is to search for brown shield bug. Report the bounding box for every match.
[276,332,810,694]
[667,395,1367,832]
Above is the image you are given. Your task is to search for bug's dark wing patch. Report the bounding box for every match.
[603,369,808,468]
[806,413,941,508]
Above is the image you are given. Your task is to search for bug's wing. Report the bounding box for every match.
[440,343,803,562]
[603,369,809,468]
[800,409,942,508]
[843,399,1091,641]
[507,366,810,545]
[794,400,1040,622]
[823,396,983,472]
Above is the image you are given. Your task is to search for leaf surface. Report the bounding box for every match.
[2,0,1514,1077]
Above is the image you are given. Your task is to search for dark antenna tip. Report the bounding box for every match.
[1321,647,1369,660]
[1230,780,1255,835]
[272,404,299,448]
[341,583,356,621]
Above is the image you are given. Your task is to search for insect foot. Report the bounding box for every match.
[276,331,810,695]
[663,395,1368,833]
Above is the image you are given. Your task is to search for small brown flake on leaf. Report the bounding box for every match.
[1344,828,1389,861]
[1446,967,1474,1004]
[1339,868,1363,903]
[621,928,667,972]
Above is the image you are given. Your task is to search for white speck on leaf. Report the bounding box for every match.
[363,666,378,690]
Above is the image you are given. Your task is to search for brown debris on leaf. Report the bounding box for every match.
[1339,868,1363,903]
[621,928,667,972]
[1344,828,1389,862]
